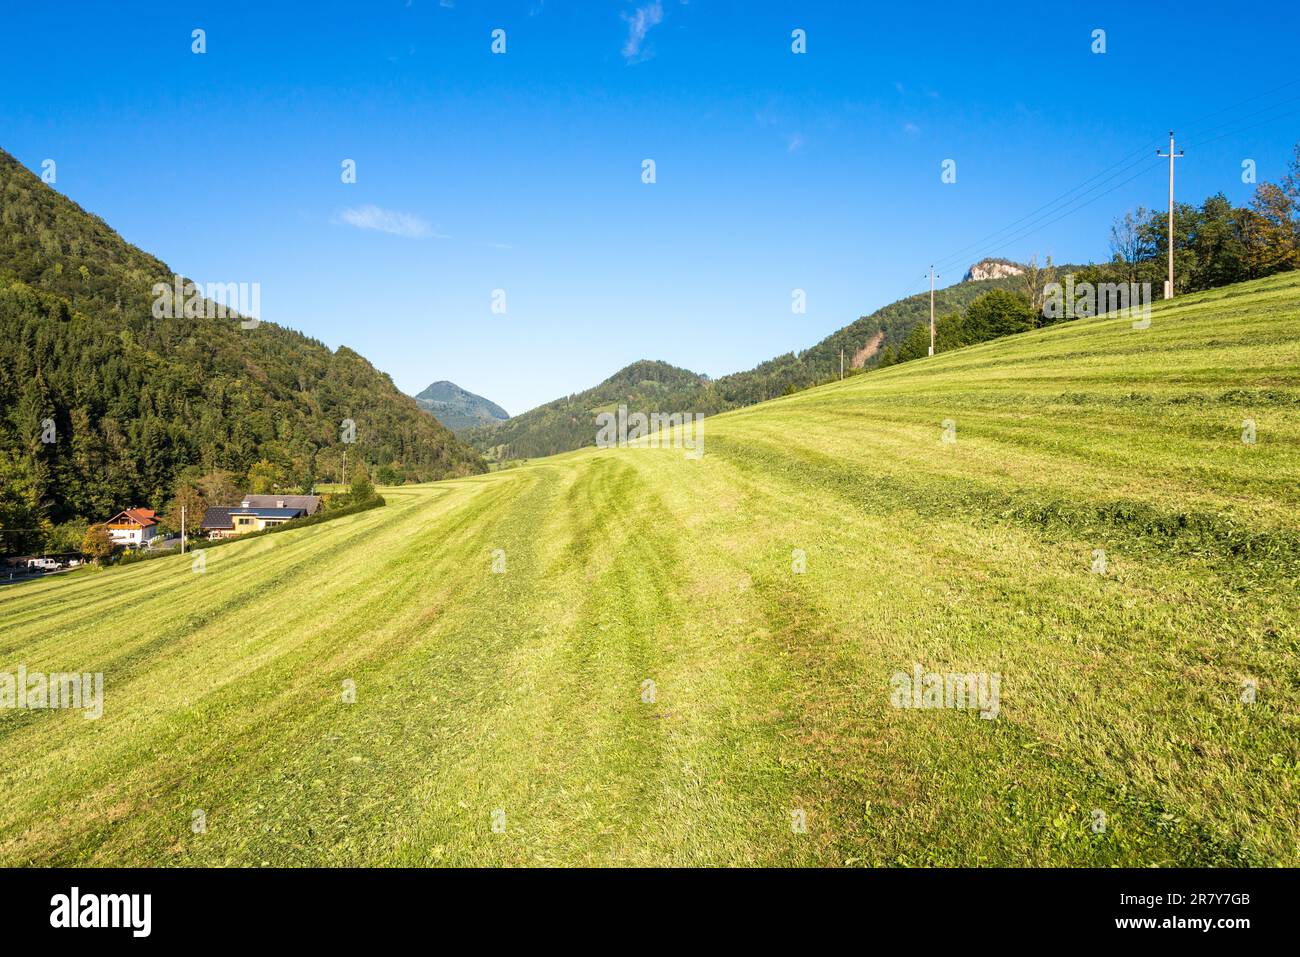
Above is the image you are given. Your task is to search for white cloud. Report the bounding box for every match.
[903,122,920,135]
[335,205,439,239]
[621,2,663,62]
[786,133,806,153]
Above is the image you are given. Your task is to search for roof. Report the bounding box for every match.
[201,507,235,529]
[105,507,158,527]
[239,494,321,513]
[229,507,308,519]
[201,505,308,528]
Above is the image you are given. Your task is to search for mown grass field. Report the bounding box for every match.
[2,272,1298,866]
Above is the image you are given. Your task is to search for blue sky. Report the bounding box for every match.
[3,1,1298,414]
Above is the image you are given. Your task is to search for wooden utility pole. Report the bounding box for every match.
[342,449,347,486]
[928,266,937,356]
[1156,131,1184,299]
[840,348,844,380]
[181,505,186,554]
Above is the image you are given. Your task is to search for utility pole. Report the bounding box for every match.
[181,504,186,554]
[840,348,844,380]
[342,449,347,487]
[928,266,937,356]
[1156,131,1184,299]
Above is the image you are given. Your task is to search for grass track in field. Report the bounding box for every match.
[1,273,1298,865]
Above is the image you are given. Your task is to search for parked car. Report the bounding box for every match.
[25,558,60,571]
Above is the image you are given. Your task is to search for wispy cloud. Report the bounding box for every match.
[335,205,439,239]
[903,122,921,135]
[621,2,663,62]
[786,133,806,153]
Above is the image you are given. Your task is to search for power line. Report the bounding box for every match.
[975,162,1161,262]
[875,78,1299,334]
[930,151,1161,276]
[927,141,1162,275]
[1183,93,1300,144]
[1185,103,1300,150]
[931,155,1161,271]
[884,147,1159,305]
[1179,77,1300,142]
[919,79,1300,281]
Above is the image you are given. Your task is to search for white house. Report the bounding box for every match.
[101,508,159,547]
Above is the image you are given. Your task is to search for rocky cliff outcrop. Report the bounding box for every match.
[964,258,1026,282]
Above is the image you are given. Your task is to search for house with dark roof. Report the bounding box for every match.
[101,507,159,547]
[200,503,309,540]
[200,507,237,539]
[238,494,321,514]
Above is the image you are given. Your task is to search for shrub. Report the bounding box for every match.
[965,289,1037,341]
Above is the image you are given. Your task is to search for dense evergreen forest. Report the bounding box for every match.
[0,148,485,554]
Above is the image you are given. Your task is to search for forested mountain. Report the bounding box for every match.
[467,274,1025,461]
[469,360,712,461]
[413,380,509,431]
[0,148,485,553]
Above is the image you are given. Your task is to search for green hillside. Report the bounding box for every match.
[1,271,1296,866]
[413,380,509,432]
[469,359,713,461]
[0,148,485,550]
[466,274,1025,461]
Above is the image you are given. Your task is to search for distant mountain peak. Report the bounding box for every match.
[413,380,508,432]
[598,359,703,389]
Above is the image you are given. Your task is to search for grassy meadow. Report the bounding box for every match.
[1,272,1298,866]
